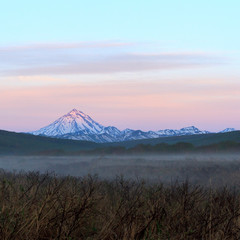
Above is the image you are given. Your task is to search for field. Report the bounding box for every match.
[2,154,240,187]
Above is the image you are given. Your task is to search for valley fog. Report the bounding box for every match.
[1,154,240,187]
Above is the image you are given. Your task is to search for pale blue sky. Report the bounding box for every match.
[0,0,239,52]
[0,0,240,132]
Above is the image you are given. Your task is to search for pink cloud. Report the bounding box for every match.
[1,81,240,132]
[0,42,223,76]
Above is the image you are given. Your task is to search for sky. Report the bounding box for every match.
[0,0,240,132]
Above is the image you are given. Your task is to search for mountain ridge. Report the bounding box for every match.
[30,109,238,143]
[2,129,240,155]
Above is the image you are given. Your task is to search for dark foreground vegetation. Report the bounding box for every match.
[1,171,240,239]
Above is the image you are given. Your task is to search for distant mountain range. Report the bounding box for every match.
[30,109,238,143]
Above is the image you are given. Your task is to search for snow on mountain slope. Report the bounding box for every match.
[59,131,120,143]
[156,126,210,137]
[31,109,234,143]
[178,126,210,135]
[101,126,122,136]
[120,129,159,141]
[220,128,236,133]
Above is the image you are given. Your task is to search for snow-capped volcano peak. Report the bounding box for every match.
[66,109,86,117]
[31,109,105,136]
[64,109,94,121]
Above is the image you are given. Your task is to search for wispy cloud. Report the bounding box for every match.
[0,41,133,52]
[0,41,223,77]
[1,80,239,132]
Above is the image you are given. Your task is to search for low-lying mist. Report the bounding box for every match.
[1,153,240,187]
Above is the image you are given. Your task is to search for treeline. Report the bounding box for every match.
[33,141,240,155]
[80,140,240,155]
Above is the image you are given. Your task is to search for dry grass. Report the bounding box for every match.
[0,170,239,239]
